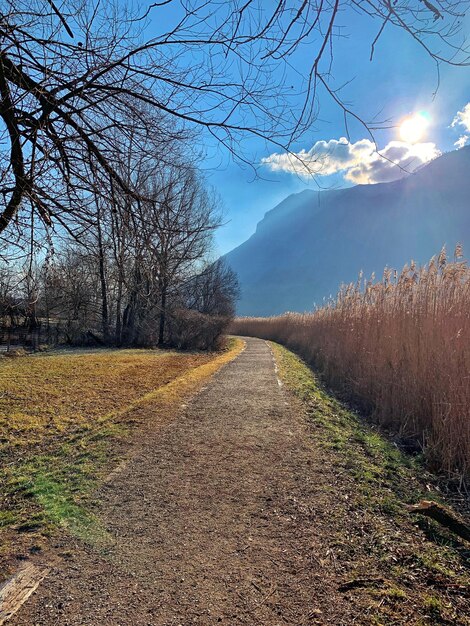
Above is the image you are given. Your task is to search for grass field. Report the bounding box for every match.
[0,341,243,578]
[271,342,470,625]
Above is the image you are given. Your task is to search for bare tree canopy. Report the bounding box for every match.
[1,0,469,242]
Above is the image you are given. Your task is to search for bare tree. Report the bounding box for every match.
[136,166,222,345]
[1,0,468,246]
[41,246,100,342]
[38,148,226,347]
[185,260,240,318]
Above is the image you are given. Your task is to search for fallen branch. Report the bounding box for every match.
[407,500,470,543]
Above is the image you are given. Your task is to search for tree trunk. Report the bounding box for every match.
[115,272,124,345]
[158,284,167,346]
[96,199,109,343]
[115,298,122,345]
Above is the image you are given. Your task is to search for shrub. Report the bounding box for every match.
[167,309,230,350]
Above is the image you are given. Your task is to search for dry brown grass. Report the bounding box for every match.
[232,248,470,481]
[0,348,212,451]
[0,340,244,578]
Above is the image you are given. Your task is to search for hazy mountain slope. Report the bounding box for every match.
[224,147,470,316]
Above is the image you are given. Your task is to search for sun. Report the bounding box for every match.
[399,111,430,144]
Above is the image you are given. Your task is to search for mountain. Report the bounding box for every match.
[224,147,470,316]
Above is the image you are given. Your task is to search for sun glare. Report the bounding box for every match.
[399,112,430,144]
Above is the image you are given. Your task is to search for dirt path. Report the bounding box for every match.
[9,338,346,625]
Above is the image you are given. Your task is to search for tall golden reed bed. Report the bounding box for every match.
[232,247,470,481]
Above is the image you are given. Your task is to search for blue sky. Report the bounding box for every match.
[143,2,470,255]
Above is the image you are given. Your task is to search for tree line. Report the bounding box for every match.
[0,150,239,349]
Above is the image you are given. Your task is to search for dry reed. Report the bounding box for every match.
[232,246,470,482]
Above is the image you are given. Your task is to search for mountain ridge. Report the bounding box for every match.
[224,147,470,316]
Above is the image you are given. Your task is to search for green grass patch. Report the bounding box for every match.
[4,427,117,543]
[270,342,421,508]
[270,341,470,625]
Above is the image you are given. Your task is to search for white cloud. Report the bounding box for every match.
[261,137,440,185]
[451,103,470,132]
[450,103,470,150]
[454,135,470,149]
[345,141,439,184]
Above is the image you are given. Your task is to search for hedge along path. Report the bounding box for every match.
[7,337,358,626]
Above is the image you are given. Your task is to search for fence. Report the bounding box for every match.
[0,320,64,352]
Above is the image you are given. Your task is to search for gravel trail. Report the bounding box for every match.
[10,338,344,625]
